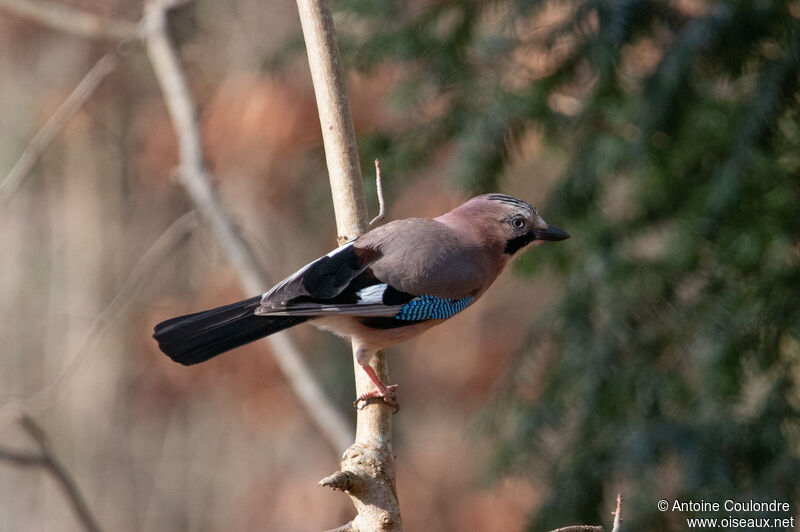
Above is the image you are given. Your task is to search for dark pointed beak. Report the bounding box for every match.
[533,224,570,241]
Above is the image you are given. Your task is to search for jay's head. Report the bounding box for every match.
[442,193,569,255]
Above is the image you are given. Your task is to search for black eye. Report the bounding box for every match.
[511,216,525,229]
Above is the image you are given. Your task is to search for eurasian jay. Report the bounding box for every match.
[153,193,569,408]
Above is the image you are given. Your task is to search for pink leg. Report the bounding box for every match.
[354,364,399,412]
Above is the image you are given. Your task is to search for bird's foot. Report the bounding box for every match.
[353,384,399,412]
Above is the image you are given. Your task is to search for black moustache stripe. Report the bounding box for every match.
[504,232,535,255]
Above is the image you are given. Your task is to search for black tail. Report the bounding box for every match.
[153,296,308,365]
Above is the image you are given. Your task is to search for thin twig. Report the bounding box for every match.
[0,416,103,532]
[143,0,353,453]
[368,158,385,228]
[547,526,603,532]
[0,447,47,466]
[0,53,119,204]
[0,212,199,422]
[546,494,622,532]
[0,0,138,41]
[611,493,622,532]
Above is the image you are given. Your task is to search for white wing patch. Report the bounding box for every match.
[356,283,387,304]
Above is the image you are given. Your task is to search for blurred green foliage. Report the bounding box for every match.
[326,0,800,529]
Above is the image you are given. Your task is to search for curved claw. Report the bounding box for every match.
[353,384,399,413]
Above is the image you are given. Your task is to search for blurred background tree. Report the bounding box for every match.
[323,0,800,529]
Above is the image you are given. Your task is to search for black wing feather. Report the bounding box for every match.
[260,242,382,311]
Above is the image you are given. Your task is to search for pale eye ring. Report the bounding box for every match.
[511,216,525,229]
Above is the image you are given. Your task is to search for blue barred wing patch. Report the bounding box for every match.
[395,295,473,321]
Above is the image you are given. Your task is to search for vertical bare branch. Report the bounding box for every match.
[0,416,103,532]
[295,0,369,243]
[296,0,400,530]
[142,0,353,453]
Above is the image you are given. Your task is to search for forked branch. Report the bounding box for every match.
[0,416,103,532]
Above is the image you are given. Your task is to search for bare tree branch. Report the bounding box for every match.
[0,0,138,41]
[0,416,103,532]
[142,0,353,454]
[611,493,622,532]
[295,0,368,243]
[547,527,604,532]
[0,53,118,204]
[296,0,401,529]
[0,447,47,466]
[545,493,623,532]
